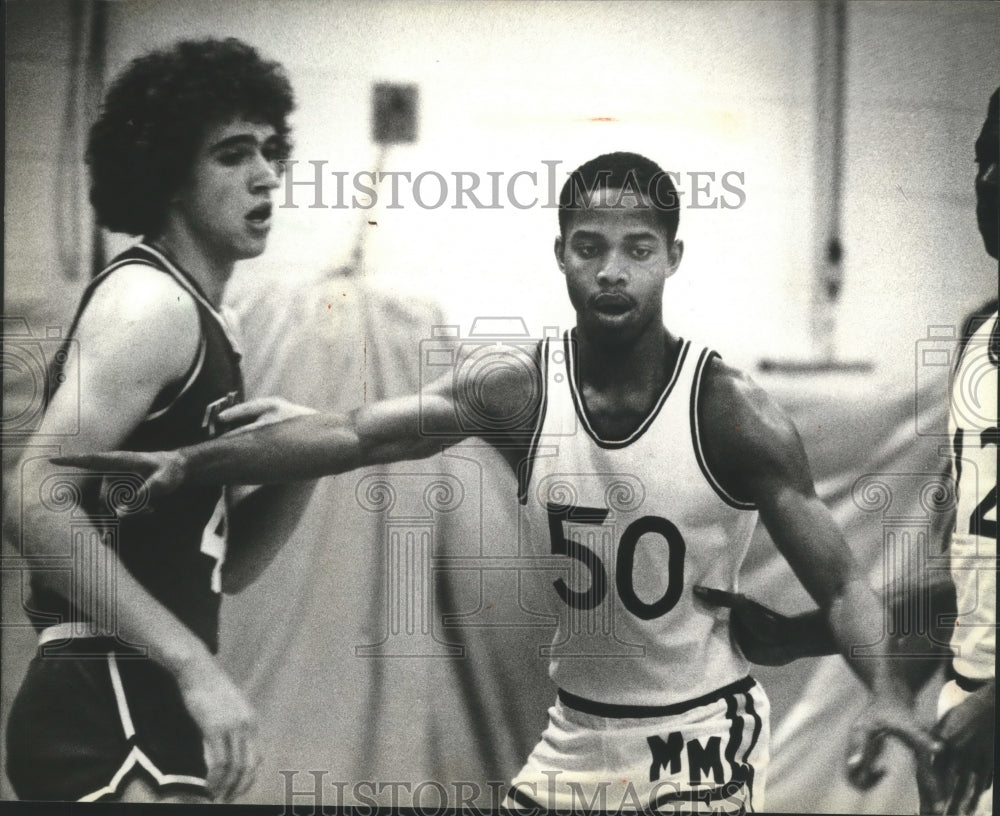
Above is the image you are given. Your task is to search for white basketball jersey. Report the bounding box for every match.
[948,311,998,681]
[519,333,759,707]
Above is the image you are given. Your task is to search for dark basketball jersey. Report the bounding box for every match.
[32,242,244,652]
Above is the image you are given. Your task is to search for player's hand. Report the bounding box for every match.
[926,681,995,815]
[846,696,943,797]
[693,585,811,666]
[51,449,186,498]
[216,397,317,436]
[176,653,260,802]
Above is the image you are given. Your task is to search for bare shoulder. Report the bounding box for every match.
[449,342,544,436]
[86,262,199,325]
[699,356,811,501]
[74,263,201,386]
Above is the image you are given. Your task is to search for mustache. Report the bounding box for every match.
[589,291,635,307]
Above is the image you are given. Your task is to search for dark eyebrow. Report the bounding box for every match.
[569,229,662,244]
[622,231,661,243]
[208,134,274,153]
[568,230,606,242]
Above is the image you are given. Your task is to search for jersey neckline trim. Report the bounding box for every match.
[564,329,690,450]
[93,244,234,421]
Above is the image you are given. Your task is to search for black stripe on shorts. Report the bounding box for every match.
[558,676,756,719]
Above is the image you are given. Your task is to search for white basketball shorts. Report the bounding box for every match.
[507,676,770,814]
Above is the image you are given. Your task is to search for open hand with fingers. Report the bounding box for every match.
[52,449,187,498]
[50,397,317,498]
[922,681,995,815]
[693,585,833,666]
[215,396,317,435]
[846,696,944,804]
[176,653,260,802]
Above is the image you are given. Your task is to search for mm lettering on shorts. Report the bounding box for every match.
[202,391,239,438]
[647,732,725,785]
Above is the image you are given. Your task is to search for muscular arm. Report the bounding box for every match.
[724,572,955,668]
[182,394,460,485]
[700,424,956,690]
[59,342,544,490]
[4,267,208,669]
[700,360,915,699]
[3,266,256,799]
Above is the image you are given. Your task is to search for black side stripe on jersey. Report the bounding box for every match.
[954,301,998,371]
[517,338,550,505]
[565,329,690,450]
[990,314,999,366]
[690,349,757,511]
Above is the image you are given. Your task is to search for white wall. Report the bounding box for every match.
[9,0,999,374]
[839,1,999,374]
[4,0,91,325]
[101,0,823,370]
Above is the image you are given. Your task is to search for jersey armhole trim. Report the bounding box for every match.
[517,338,549,505]
[145,322,207,422]
[44,255,197,412]
[690,349,758,511]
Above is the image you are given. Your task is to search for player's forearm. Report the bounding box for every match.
[782,609,837,658]
[827,576,913,701]
[15,495,216,677]
[775,572,956,664]
[181,412,365,485]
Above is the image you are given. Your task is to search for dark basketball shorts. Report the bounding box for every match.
[5,636,208,802]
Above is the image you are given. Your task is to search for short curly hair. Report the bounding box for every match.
[87,37,295,237]
[558,152,680,245]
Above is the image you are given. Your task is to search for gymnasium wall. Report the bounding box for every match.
[2,0,998,808]
[6,1,997,367]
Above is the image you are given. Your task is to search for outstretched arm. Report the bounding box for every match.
[195,397,322,593]
[54,343,544,492]
[695,567,955,674]
[699,360,941,778]
[55,387,467,488]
